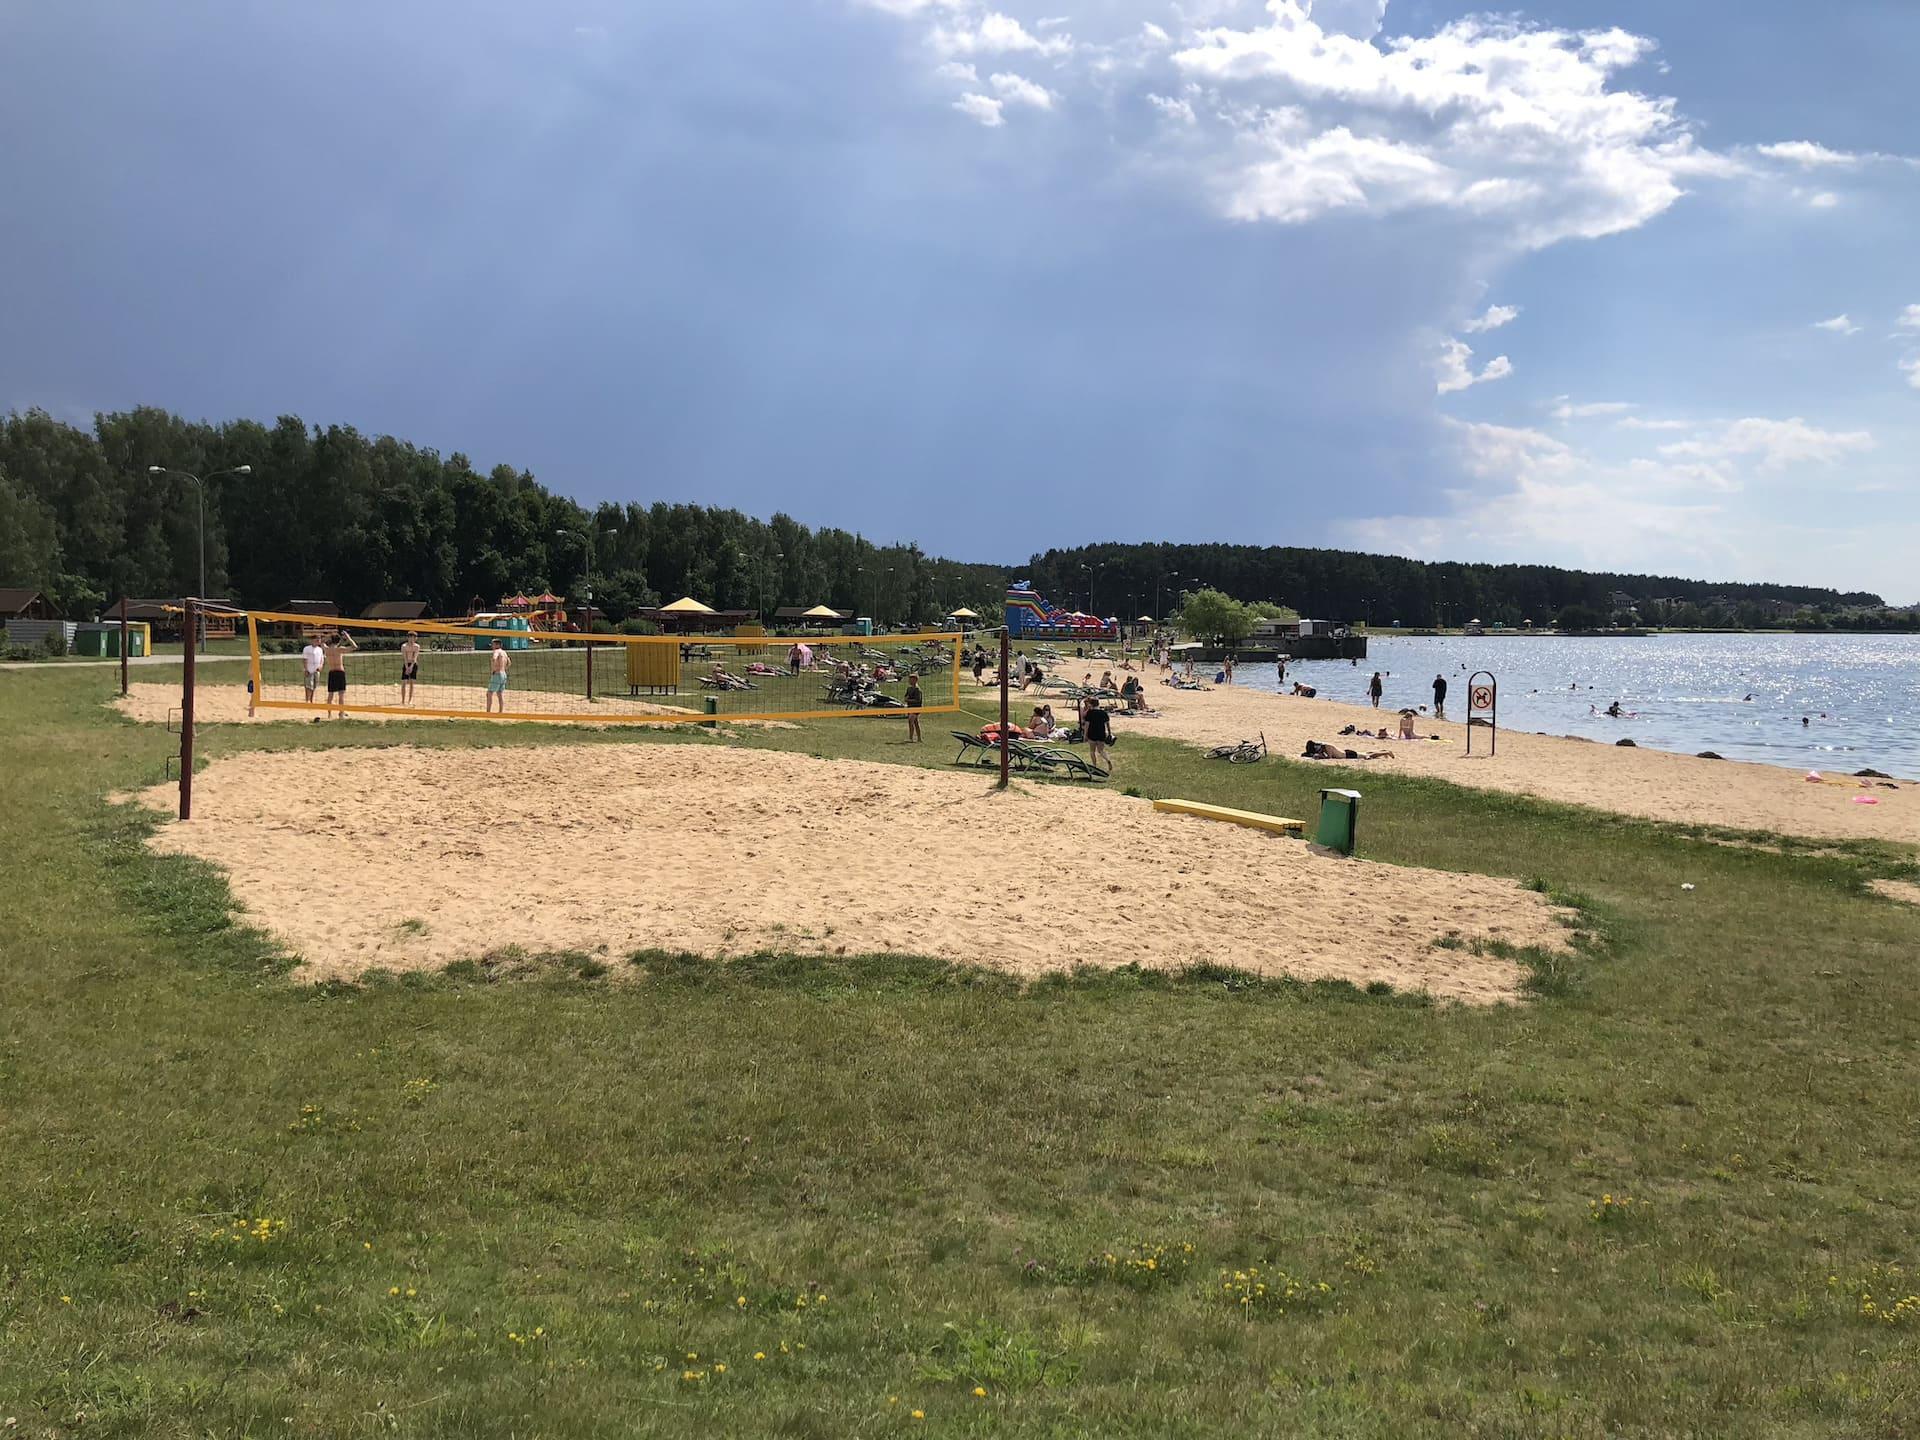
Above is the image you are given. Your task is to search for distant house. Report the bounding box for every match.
[360,600,430,622]
[263,598,340,637]
[0,588,56,622]
[98,598,239,640]
[1607,591,1638,614]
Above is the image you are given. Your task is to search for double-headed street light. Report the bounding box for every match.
[148,464,251,650]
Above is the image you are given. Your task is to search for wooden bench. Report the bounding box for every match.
[1151,798,1305,836]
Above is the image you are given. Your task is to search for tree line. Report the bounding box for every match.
[1022,543,1892,631]
[0,408,1006,625]
[2,406,1899,633]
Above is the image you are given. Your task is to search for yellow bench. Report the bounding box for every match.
[1151,798,1305,836]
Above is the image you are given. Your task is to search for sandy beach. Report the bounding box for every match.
[1097,675,1918,846]
[135,743,1572,1001]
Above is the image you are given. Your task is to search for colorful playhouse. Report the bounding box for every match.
[1004,582,1117,641]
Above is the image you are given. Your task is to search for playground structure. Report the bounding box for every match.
[1004,582,1116,641]
[489,592,573,631]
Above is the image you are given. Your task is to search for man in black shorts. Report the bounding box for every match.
[322,629,357,719]
[1083,697,1114,773]
[400,632,422,706]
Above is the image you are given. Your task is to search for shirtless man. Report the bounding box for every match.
[486,637,511,713]
[322,629,357,719]
[399,632,422,706]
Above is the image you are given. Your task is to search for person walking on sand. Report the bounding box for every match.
[1083,696,1114,773]
[1369,671,1383,708]
[400,632,422,706]
[485,637,511,713]
[322,628,357,719]
[301,635,326,703]
[1432,673,1447,719]
[903,673,923,742]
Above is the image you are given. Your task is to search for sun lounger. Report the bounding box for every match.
[1008,739,1108,781]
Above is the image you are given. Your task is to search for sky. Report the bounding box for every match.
[2,0,1917,600]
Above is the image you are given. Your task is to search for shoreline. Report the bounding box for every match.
[999,675,1917,846]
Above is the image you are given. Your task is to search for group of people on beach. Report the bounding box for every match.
[296,631,512,718]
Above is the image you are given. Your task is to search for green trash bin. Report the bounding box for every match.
[1314,788,1361,855]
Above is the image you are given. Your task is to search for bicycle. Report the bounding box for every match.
[1207,732,1267,764]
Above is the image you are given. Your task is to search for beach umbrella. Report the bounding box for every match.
[948,606,980,619]
[659,596,717,614]
[802,604,842,620]
[1136,614,1154,622]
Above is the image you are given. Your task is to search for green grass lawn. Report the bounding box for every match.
[4,663,1920,1437]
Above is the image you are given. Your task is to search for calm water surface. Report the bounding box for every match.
[1237,634,1920,777]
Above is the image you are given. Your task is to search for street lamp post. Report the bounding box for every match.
[148,465,251,651]
[556,525,615,700]
[1155,571,1182,622]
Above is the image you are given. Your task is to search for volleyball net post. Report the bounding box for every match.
[239,611,965,728]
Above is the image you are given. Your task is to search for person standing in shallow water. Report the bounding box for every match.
[1432,673,1447,718]
[1369,671,1384,708]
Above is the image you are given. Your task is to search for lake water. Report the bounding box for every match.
[1236,633,1920,777]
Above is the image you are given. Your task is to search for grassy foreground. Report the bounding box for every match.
[4,664,1920,1437]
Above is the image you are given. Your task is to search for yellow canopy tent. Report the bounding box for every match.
[947,606,980,620]
[801,604,842,620]
[659,596,717,615]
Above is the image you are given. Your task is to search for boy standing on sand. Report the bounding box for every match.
[486,637,511,713]
[400,632,422,706]
[322,629,357,719]
[301,636,326,702]
[904,674,923,742]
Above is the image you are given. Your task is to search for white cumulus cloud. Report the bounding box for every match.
[1903,357,1920,391]
[990,71,1057,109]
[953,92,1006,127]
[1899,305,1920,330]
[1658,417,1874,472]
[934,60,978,83]
[1757,140,1862,168]
[1463,304,1520,333]
[931,11,1073,59]
[1812,314,1861,335]
[1435,338,1513,395]
[861,1,1750,254]
[1148,92,1196,124]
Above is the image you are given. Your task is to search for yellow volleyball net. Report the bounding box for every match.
[244,611,964,725]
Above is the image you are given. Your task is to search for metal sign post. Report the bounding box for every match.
[1465,670,1497,756]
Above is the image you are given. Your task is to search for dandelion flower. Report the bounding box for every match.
[405,1288,417,1299]
[911,1410,925,1420]
[714,1363,727,1374]
[687,1352,698,1361]
[60,1295,72,1304]
[754,1352,766,1361]
[388,1287,400,1297]
[973,1386,987,1398]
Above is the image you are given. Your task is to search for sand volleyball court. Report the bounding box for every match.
[111,682,790,728]
[134,742,1571,1002]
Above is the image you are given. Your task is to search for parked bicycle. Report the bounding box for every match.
[1207,732,1267,764]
